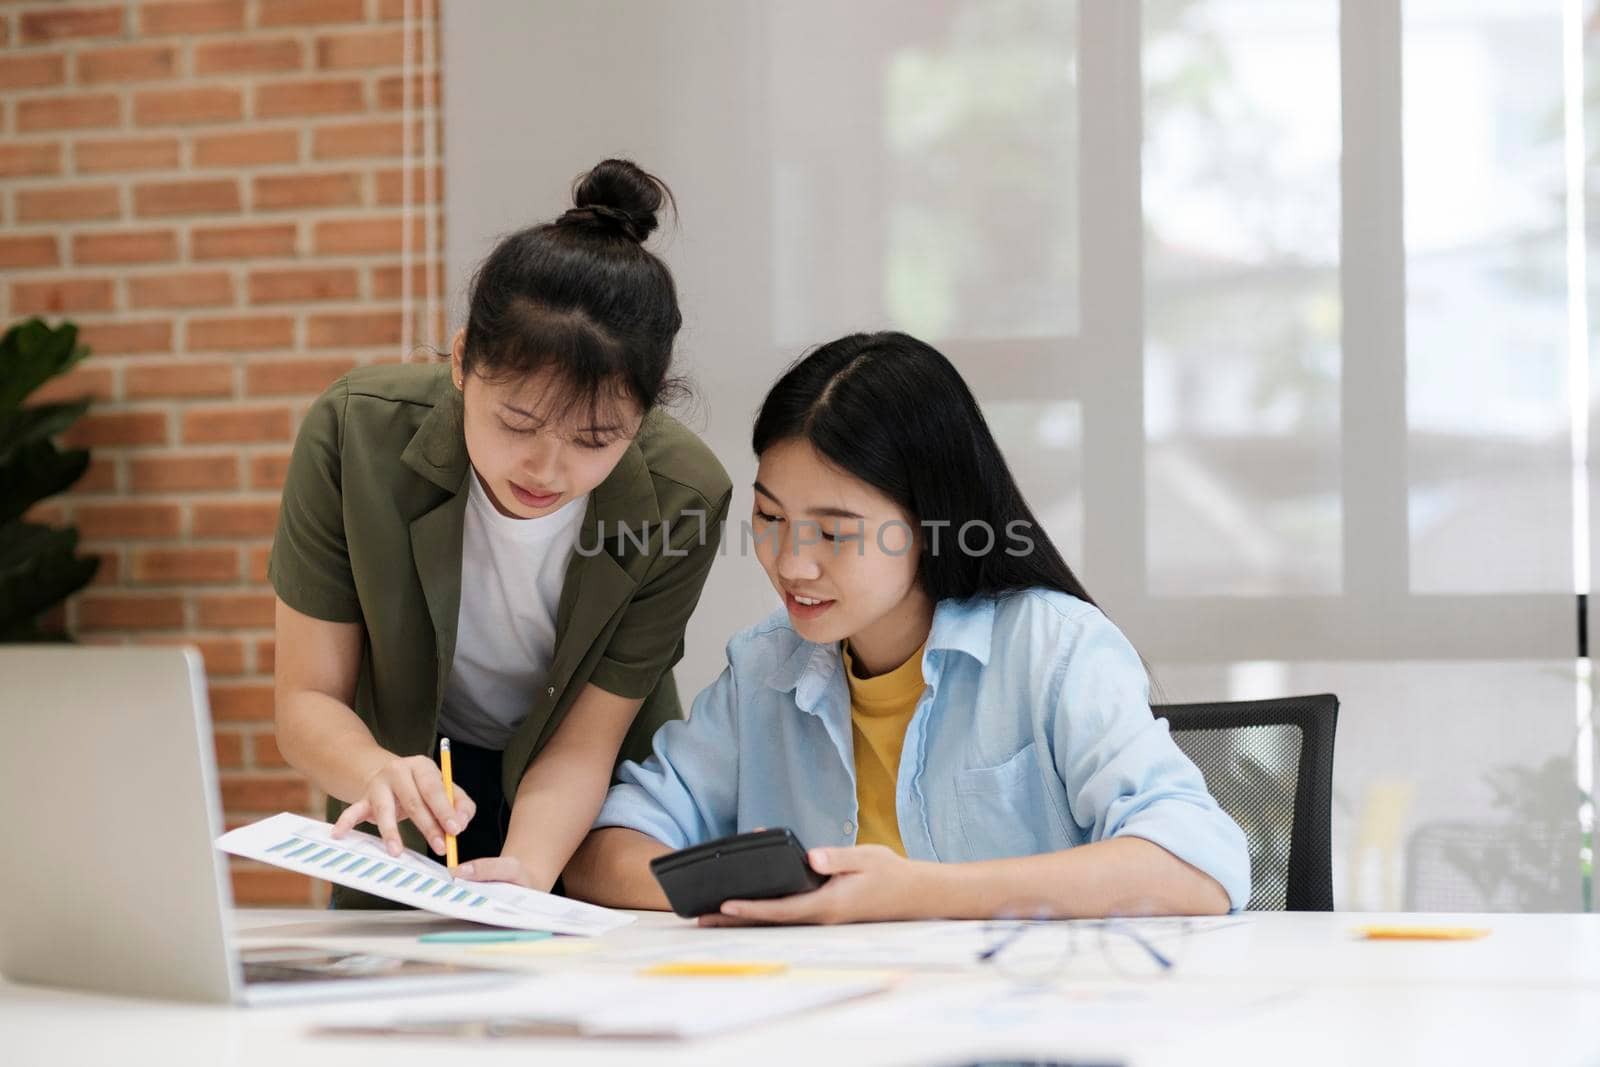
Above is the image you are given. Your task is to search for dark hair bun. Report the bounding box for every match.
[562,158,673,243]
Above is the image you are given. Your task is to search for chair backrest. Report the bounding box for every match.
[1403,819,1584,912]
[1152,694,1339,911]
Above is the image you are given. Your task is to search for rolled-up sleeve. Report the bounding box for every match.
[589,489,732,700]
[268,378,362,624]
[593,659,741,850]
[1046,607,1253,911]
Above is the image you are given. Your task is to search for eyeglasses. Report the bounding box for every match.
[977,906,1195,984]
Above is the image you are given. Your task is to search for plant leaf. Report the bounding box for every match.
[0,520,99,629]
[0,399,91,465]
[0,440,90,524]
[0,519,71,571]
[0,617,47,641]
[0,318,88,412]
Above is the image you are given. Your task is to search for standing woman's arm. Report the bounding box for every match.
[272,599,471,855]
[563,658,747,908]
[458,683,644,890]
[459,488,734,891]
[268,381,471,858]
[272,598,375,801]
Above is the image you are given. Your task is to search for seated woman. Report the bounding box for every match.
[554,331,1250,923]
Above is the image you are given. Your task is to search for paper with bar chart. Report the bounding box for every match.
[217,813,633,936]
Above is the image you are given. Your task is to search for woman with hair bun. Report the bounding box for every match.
[270,159,732,906]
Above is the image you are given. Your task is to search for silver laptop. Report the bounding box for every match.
[0,646,503,1004]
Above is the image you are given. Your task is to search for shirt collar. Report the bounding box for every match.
[766,639,835,700]
[925,596,994,667]
[765,595,995,707]
[400,368,470,492]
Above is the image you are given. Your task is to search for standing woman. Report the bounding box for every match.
[270,159,732,906]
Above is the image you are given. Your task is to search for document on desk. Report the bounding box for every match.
[588,915,1255,971]
[309,972,889,1040]
[830,982,1300,1046]
[217,813,632,936]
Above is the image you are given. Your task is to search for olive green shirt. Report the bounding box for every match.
[268,362,732,873]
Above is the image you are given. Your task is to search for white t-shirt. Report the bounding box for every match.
[437,472,590,750]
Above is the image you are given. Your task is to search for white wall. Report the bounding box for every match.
[443,0,1597,912]
[443,1,786,692]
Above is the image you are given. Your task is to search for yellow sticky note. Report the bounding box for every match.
[1353,925,1490,941]
[641,961,789,977]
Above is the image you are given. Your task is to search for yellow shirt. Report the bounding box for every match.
[842,640,927,857]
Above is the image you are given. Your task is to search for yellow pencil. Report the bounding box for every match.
[440,737,458,875]
[1354,924,1489,941]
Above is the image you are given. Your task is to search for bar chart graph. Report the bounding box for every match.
[220,813,634,935]
[263,829,488,906]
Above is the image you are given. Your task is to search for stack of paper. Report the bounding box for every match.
[217,812,632,936]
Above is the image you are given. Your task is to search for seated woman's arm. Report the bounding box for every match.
[702,835,1227,925]
[564,827,673,909]
[928,836,1229,916]
[561,662,744,907]
[1034,607,1249,914]
[706,606,1247,926]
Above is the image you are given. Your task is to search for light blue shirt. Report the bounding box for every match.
[595,589,1253,911]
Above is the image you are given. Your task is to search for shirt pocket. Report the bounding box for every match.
[954,742,1071,861]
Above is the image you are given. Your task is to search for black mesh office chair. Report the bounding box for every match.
[1151,694,1338,911]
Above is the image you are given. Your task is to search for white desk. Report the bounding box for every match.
[4,909,1598,1067]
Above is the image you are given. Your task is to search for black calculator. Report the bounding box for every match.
[649,828,830,918]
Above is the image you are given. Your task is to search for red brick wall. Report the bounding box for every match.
[2,0,445,904]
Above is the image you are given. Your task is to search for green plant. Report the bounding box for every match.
[0,317,100,641]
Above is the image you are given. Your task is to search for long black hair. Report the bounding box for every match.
[460,158,686,423]
[752,331,1095,606]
